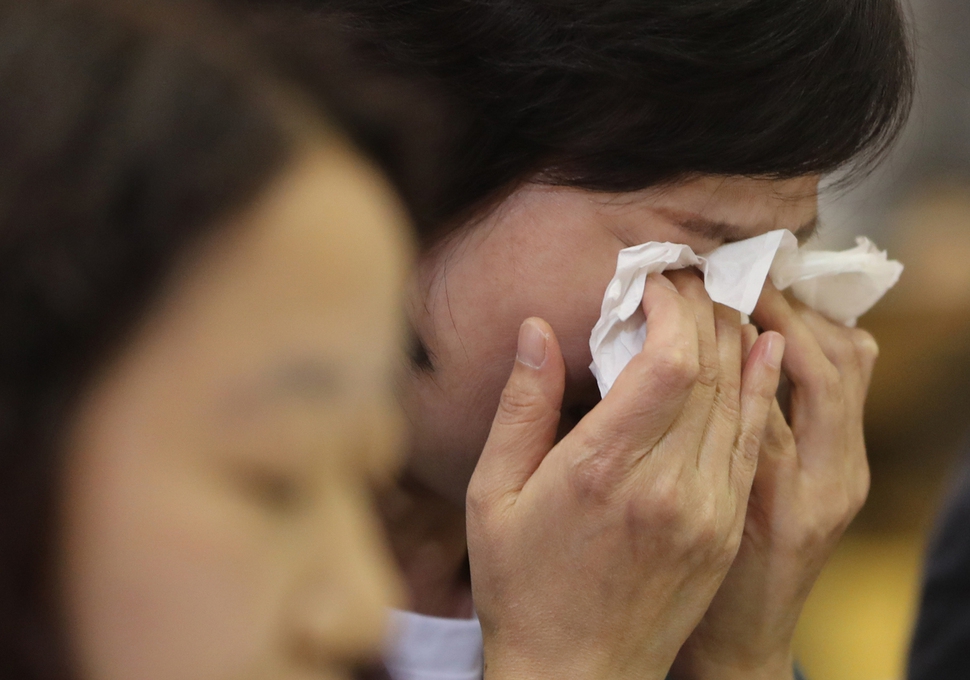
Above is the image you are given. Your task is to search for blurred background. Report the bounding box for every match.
[792,0,970,677]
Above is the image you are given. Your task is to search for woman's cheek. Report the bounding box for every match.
[63,454,278,680]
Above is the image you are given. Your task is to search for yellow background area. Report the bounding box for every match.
[792,186,970,680]
[794,535,925,680]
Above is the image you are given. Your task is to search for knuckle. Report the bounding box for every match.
[568,445,624,507]
[626,473,684,531]
[830,339,857,369]
[850,460,872,513]
[621,475,740,569]
[712,384,742,423]
[493,382,547,428]
[790,497,850,552]
[804,482,868,548]
[696,352,720,389]
[850,329,880,364]
[698,527,737,572]
[763,483,869,555]
[793,517,832,553]
[710,527,743,571]
[814,364,844,399]
[732,430,761,478]
[652,344,700,392]
[678,496,725,558]
[815,324,857,366]
[825,495,856,535]
[691,501,722,549]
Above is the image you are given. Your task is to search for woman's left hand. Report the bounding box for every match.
[670,282,878,680]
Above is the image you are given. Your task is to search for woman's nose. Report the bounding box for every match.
[289,491,405,667]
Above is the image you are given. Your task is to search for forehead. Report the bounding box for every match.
[418,174,821,297]
[101,143,412,419]
[597,174,821,244]
[203,143,410,378]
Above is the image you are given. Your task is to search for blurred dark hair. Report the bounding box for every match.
[233,1,456,240]
[0,0,446,677]
[241,0,914,227]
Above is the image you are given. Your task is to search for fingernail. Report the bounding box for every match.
[517,319,547,369]
[766,333,785,369]
[649,273,678,292]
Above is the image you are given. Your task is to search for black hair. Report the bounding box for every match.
[233,1,456,239]
[0,0,446,677]
[269,0,914,227]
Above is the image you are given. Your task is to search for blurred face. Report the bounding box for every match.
[60,142,410,680]
[406,174,821,504]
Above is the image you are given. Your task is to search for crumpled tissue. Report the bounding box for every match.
[589,230,903,397]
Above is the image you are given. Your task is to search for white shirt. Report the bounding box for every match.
[385,609,483,680]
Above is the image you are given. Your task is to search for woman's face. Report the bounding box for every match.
[60,142,410,680]
[406,174,822,505]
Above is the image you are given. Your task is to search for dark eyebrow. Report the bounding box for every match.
[659,209,820,245]
[217,359,344,422]
[265,359,342,401]
[263,357,407,404]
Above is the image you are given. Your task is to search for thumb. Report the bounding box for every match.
[468,317,566,510]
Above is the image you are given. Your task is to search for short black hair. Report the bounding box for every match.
[285,0,914,226]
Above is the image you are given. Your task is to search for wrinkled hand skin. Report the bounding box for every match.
[466,271,785,680]
[670,281,877,680]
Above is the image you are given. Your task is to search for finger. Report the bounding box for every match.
[568,273,699,481]
[761,399,796,463]
[741,323,758,366]
[853,330,880,394]
[793,304,874,495]
[661,270,721,467]
[469,318,566,509]
[697,303,743,472]
[667,269,719,397]
[750,282,842,425]
[730,331,785,501]
[750,398,796,505]
[714,304,742,408]
[852,331,879,395]
[794,304,879,417]
[753,284,853,476]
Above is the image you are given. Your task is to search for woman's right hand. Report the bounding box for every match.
[466,270,785,680]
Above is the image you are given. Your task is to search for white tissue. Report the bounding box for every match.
[589,230,903,397]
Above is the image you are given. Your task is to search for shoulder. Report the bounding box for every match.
[909,446,970,680]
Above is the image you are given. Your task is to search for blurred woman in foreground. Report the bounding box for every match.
[0,1,433,677]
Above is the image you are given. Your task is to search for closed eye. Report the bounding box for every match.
[229,462,303,514]
[407,325,434,372]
